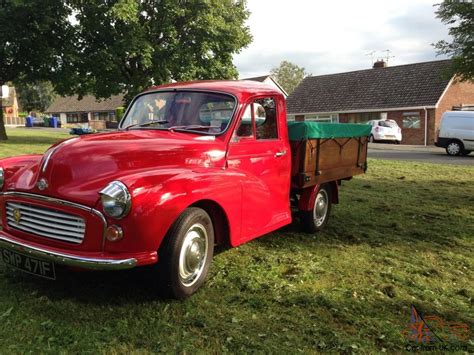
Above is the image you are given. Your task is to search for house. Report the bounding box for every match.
[1,86,21,126]
[46,94,124,129]
[241,75,288,98]
[286,60,474,145]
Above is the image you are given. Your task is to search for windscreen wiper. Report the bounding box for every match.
[168,125,220,132]
[125,120,169,130]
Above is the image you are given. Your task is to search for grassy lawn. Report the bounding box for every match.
[0,128,71,158]
[0,129,473,353]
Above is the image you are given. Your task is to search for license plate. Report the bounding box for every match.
[1,248,56,280]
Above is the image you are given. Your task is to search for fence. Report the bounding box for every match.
[3,116,23,126]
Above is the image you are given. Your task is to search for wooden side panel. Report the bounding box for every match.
[290,137,368,188]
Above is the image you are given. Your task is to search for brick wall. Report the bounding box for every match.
[339,110,432,145]
[435,80,474,135]
[387,110,427,145]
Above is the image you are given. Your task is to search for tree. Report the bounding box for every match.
[62,0,252,102]
[434,0,474,81]
[16,81,57,113]
[270,61,308,95]
[0,0,76,140]
[0,0,252,140]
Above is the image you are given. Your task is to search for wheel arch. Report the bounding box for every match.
[298,181,339,212]
[190,199,231,248]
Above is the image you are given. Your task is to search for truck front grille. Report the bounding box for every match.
[6,202,86,244]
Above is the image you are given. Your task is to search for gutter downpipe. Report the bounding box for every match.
[423,107,428,147]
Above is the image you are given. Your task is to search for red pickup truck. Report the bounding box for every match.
[0,81,370,299]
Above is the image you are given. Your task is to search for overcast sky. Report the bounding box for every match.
[234,0,451,79]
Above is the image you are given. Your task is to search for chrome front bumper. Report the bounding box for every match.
[0,233,137,270]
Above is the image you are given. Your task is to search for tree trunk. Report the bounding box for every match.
[0,102,7,141]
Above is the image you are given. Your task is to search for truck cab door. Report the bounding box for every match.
[227,97,292,244]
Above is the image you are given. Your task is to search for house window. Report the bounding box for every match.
[67,113,88,123]
[346,112,380,123]
[403,112,420,128]
[305,114,338,123]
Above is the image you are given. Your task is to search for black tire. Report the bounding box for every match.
[369,135,375,143]
[301,184,332,233]
[156,207,214,299]
[446,140,463,156]
[461,150,472,156]
[395,140,401,145]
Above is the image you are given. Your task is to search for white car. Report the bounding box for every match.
[367,119,402,144]
[435,111,474,156]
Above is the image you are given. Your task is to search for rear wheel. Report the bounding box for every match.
[446,140,463,156]
[301,184,332,233]
[157,207,214,299]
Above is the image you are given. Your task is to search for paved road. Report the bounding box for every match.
[368,149,474,165]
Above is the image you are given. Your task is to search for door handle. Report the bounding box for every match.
[275,150,287,158]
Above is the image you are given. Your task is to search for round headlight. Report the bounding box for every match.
[99,181,131,219]
[0,167,4,189]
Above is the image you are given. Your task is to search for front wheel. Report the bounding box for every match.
[446,141,463,156]
[157,207,214,299]
[301,184,332,233]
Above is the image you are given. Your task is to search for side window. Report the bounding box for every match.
[234,97,278,140]
[255,98,278,140]
[235,104,254,137]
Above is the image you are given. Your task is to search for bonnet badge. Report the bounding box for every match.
[13,209,22,224]
[37,178,48,191]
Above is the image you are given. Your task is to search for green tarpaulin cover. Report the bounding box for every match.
[287,121,372,140]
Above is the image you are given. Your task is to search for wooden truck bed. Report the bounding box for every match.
[288,122,370,189]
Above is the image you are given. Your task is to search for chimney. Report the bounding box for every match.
[373,60,387,69]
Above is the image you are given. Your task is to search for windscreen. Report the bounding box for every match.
[120,91,236,134]
[378,120,397,128]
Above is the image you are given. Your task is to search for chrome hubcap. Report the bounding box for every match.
[179,223,208,287]
[313,190,328,227]
[447,143,460,155]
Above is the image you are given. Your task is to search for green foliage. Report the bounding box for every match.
[62,0,252,102]
[0,0,75,139]
[16,81,57,113]
[0,130,473,353]
[270,61,308,95]
[0,0,252,139]
[435,0,474,81]
[115,106,125,122]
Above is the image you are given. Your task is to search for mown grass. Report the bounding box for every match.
[0,129,473,353]
[0,128,71,158]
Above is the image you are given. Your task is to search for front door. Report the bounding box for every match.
[227,97,291,244]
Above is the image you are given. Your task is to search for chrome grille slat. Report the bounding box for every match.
[6,202,86,244]
[7,202,84,222]
[6,212,85,232]
[5,220,83,244]
[6,217,83,239]
[6,206,85,227]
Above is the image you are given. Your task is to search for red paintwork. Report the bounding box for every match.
[0,81,319,267]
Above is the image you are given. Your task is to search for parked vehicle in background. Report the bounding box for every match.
[0,81,370,299]
[367,119,402,144]
[435,111,474,156]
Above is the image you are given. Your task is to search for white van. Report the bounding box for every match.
[435,111,474,156]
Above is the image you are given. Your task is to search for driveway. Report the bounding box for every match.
[367,143,474,166]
